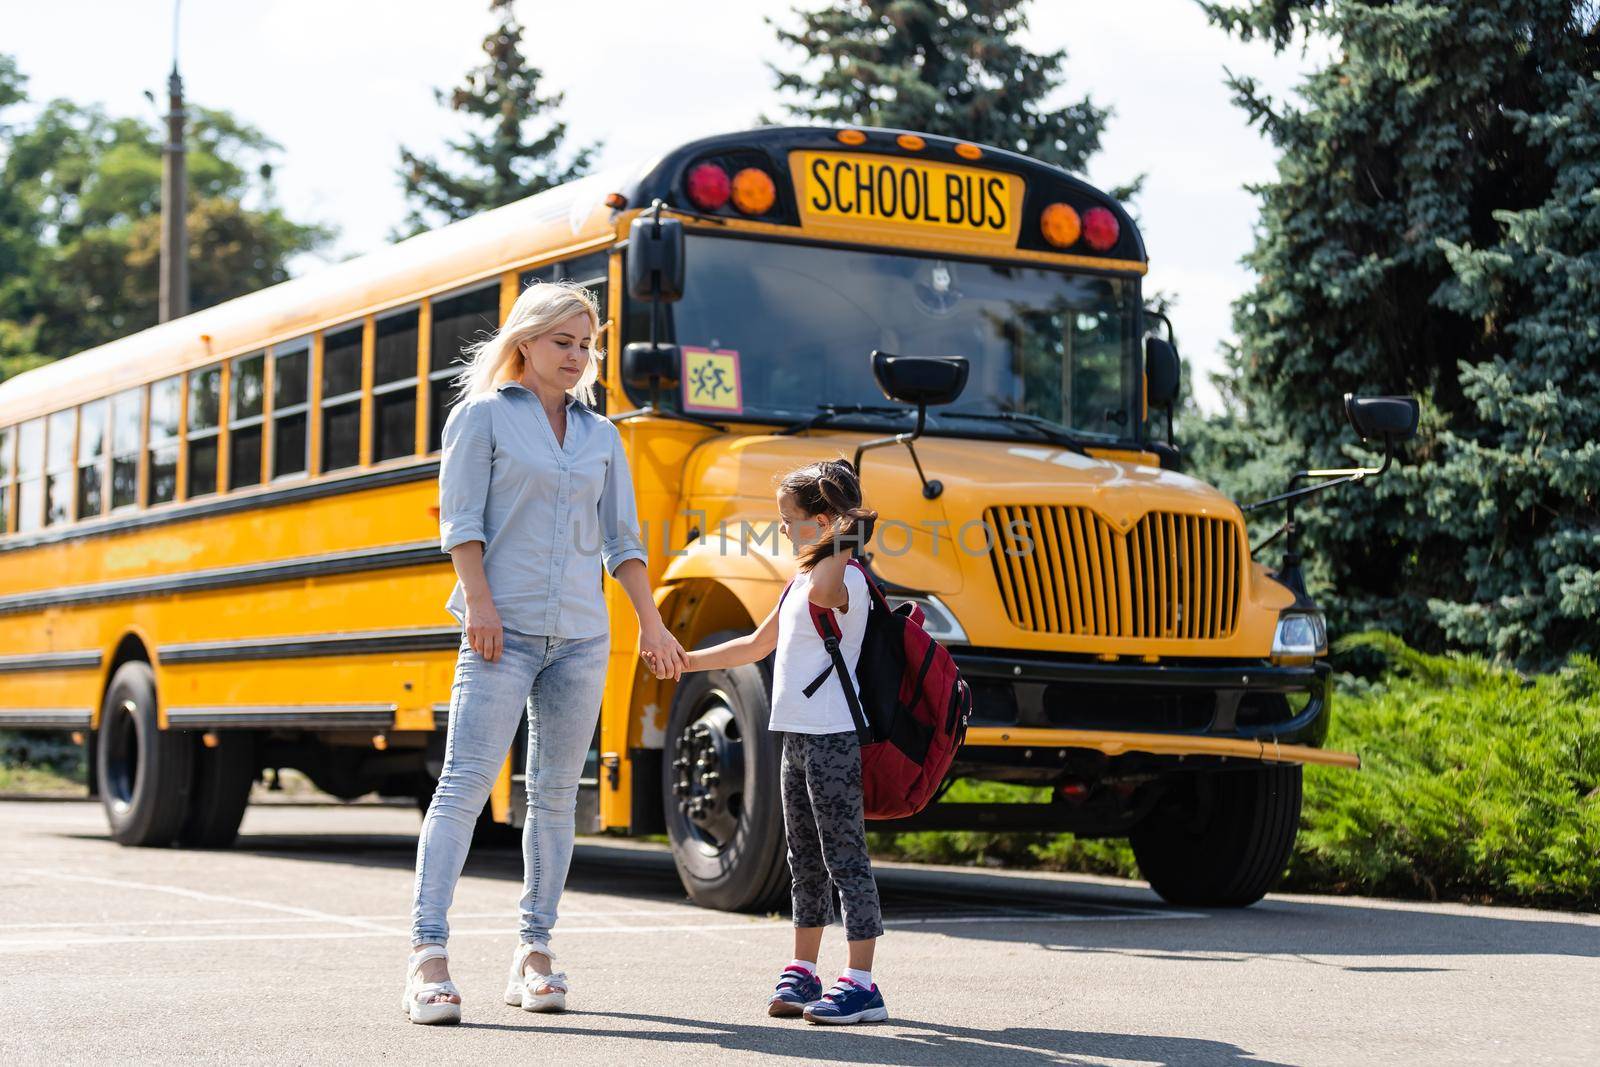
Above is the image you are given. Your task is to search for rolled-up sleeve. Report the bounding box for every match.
[438,399,492,553]
[598,426,647,575]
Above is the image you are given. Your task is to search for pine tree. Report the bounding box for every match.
[1195,1,1600,666]
[770,0,1109,174]
[396,0,598,236]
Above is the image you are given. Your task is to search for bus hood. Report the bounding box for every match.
[679,430,1242,597]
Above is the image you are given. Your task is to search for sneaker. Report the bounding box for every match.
[803,977,888,1025]
[767,965,823,1017]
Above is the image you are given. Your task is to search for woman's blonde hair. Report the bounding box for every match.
[452,280,605,406]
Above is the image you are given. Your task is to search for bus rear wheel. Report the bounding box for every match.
[178,732,256,848]
[97,662,194,847]
[1130,765,1303,907]
[662,637,788,913]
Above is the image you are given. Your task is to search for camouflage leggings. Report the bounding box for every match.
[780,731,884,941]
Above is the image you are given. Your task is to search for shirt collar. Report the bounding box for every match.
[497,380,580,409]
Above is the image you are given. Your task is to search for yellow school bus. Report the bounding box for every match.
[0,126,1375,908]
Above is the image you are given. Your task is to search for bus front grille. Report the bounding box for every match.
[982,506,1243,640]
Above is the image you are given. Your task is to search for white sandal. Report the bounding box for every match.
[401,945,462,1025]
[504,943,568,1013]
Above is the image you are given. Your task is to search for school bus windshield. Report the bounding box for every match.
[636,235,1142,442]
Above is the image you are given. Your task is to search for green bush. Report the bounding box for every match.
[868,778,1138,877]
[0,730,87,793]
[1285,632,1600,907]
[872,633,1600,908]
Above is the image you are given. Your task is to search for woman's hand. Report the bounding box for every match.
[638,620,687,680]
[465,595,504,662]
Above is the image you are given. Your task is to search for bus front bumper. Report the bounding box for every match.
[949,650,1353,770]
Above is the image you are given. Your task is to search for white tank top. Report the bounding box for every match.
[768,565,870,735]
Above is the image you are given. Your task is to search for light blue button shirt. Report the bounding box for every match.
[438,381,647,639]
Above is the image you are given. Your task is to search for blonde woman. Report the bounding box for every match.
[403,281,687,1025]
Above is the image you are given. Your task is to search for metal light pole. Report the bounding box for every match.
[158,0,188,322]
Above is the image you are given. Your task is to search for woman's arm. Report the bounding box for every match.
[438,401,500,659]
[683,602,780,673]
[597,428,686,680]
[449,541,503,662]
[613,558,688,680]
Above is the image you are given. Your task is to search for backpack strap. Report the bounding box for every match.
[797,559,873,744]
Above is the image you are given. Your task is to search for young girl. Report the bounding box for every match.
[680,459,888,1025]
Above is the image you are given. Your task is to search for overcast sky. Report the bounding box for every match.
[4,0,1324,409]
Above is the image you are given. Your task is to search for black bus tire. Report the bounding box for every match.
[662,631,788,913]
[178,732,256,848]
[97,661,194,847]
[1130,764,1303,908]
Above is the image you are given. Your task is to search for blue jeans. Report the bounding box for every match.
[410,628,610,951]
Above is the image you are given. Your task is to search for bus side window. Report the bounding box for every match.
[229,352,266,490]
[76,398,108,521]
[427,284,500,453]
[110,387,143,511]
[320,324,364,473]
[44,408,75,526]
[148,376,181,505]
[272,342,310,479]
[373,307,420,463]
[187,366,222,498]
[0,424,12,533]
[15,418,43,532]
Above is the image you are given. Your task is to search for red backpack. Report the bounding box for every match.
[780,557,972,820]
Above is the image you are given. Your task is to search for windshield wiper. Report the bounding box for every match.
[775,404,912,436]
[933,411,1092,455]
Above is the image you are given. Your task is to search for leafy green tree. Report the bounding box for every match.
[1193,0,1600,667]
[0,56,331,371]
[770,0,1109,175]
[396,0,599,236]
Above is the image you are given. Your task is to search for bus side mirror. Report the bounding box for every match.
[856,352,969,500]
[621,343,681,391]
[626,212,685,302]
[1344,394,1419,443]
[871,351,969,406]
[1145,336,1180,409]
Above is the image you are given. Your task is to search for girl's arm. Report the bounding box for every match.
[807,547,851,611]
[613,558,688,680]
[683,602,780,673]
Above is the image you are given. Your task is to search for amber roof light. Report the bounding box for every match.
[731,168,776,215]
[1040,203,1082,248]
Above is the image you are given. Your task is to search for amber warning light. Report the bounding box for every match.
[1039,201,1120,252]
[688,162,778,216]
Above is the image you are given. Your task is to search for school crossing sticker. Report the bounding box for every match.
[681,347,743,414]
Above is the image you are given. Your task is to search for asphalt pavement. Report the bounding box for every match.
[3,799,1596,1065]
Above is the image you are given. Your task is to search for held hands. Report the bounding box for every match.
[638,620,688,681]
[465,596,505,662]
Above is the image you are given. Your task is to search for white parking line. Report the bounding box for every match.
[0,908,1202,950]
[18,869,405,935]
[0,907,702,932]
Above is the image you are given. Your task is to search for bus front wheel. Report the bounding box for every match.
[662,636,788,913]
[1130,765,1303,907]
[97,661,194,847]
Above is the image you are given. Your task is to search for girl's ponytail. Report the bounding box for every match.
[780,459,877,571]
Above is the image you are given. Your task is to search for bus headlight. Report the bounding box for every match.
[886,594,968,644]
[1271,611,1327,664]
